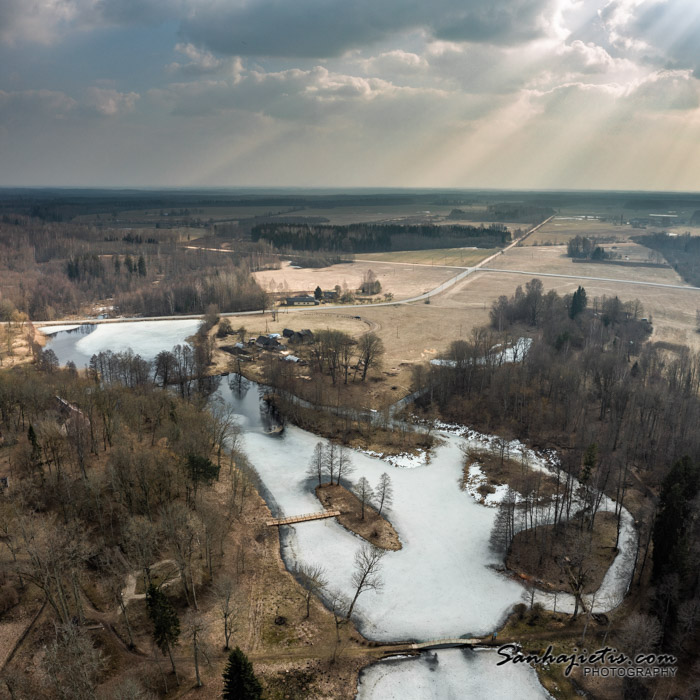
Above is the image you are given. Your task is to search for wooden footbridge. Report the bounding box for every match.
[411,638,483,650]
[266,509,341,527]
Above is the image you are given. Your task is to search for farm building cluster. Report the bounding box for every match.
[221,328,314,364]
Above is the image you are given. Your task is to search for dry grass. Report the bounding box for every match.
[507,512,619,595]
[492,244,685,285]
[285,204,458,225]
[253,260,457,301]
[524,218,635,245]
[315,484,401,551]
[355,248,498,266]
[462,449,559,502]
[435,266,700,351]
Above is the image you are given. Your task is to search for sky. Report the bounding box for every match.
[1,0,700,190]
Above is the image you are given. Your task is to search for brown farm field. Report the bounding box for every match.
[236,240,700,406]
[492,244,685,285]
[253,260,458,301]
[435,269,700,351]
[524,217,697,246]
[355,247,498,266]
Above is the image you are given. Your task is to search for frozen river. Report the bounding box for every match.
[43,320,637,699]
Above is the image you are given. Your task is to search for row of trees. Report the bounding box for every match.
[251,222,511,253]
[567,235,609,260]
[305,441,394,518]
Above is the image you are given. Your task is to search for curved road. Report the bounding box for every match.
[35,216,699,329]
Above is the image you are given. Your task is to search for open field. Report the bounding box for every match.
[494,244,686,285]
[355,247,498,266]
[525,217,700,246]
[211,302,485,410]
[526,218,642,246]
[435,269,700,351]
[253,260,458,301]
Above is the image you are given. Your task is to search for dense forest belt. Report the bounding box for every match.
[251,222,511,253]
[634,232,700,287]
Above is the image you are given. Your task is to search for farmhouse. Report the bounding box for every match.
[255,335,283,350]
[286,295,319,306]
[288,329,314,345]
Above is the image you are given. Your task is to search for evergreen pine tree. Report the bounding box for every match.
[569,285,587,318]
[222,647,263,700]
[146,584,180,679]
[137,254,147,277]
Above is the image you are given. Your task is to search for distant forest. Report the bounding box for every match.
[448,203,554,224]
[251,222,511,253]
[634,233,700,286]
[0,216,271,320]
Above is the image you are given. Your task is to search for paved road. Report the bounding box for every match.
[49,215,699,331]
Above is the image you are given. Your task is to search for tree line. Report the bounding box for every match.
[0,216,273,320]
[412,281,700,684]
[251,222,511,253]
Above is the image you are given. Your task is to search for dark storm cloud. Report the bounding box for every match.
[181,0,557,58]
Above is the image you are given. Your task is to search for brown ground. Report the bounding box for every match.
[253,260,457,302]
[493,244,685,285]
[315,484,401,552]
[461,448,560,503]
[507,512,619,595]
[0,453,395,699]
[0,321,41,368]
[434,266,700,351]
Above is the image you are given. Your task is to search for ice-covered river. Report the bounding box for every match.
[42,320,636,699]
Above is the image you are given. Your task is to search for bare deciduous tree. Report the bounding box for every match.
[617,612,663,657]
[335,446,354,486]
[305,442,325,488]
[214,577,235,650]
[353,477,374,520]
[297,563,328,619]
[376,473,393,516]
[357,332,384,381]
[42,623,104,700]
[346,545,386,619]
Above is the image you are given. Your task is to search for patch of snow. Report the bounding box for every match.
[464,464,514,507]
[356,649,553,700]
[38,325,81,335]
[358,449,428,470]
[430,337,532,367]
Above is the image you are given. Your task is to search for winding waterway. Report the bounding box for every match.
[42,321,636,699]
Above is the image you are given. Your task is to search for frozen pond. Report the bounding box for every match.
[42,320,200,367]
[219,381,525,641]
[356,649,552,700]
[44,321,634,699]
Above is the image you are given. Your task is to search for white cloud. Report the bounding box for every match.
[85,87,139,116]
[167,43,244,78]
[359,50,429,76]
[150,64,448,121]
